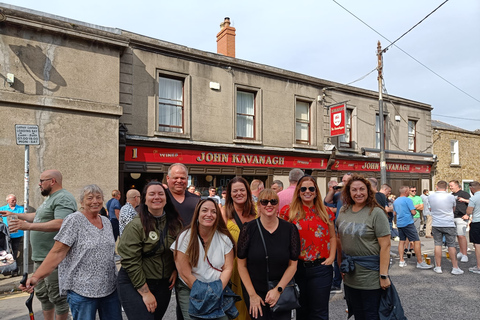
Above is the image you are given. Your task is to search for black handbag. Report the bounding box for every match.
[256,219,301,313]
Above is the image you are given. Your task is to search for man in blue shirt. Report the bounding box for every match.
[106,190,121,242]
[0,194,24,275]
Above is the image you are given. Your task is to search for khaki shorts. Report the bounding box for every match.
[34,261,69,315]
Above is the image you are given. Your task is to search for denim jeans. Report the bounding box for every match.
[344,284,383,320]
[295,262,333,320]
[67,290,122,320]
[332,252,342,287]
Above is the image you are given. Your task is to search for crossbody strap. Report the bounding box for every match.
[198,232,223,273]
[256,219,270,283]
[233,211,244,229]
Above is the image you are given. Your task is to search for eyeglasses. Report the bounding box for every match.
[410,189,417,192]
[259,199,279,206]
[300,186,316,193]
[39,178,53,183]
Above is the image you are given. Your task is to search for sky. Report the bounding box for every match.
[6,0,480,130]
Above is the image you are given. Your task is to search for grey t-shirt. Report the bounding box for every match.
[336,206,390,290]
[428,191,456,227]
[55,211,117,298]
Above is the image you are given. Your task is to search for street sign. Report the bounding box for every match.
[15,125,40,145]
[330,104,346,137]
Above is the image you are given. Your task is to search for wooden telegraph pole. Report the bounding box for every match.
[377,41,387,186]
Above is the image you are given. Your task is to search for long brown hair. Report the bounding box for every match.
[340,174,385,214]
[288,175,331,225]
[224,176,256,220]
[184,198,236,268]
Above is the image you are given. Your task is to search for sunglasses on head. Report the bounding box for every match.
[259,199,279,206]
[300,186,316,192]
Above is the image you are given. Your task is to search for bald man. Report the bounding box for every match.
[2,169,76,320]
[119,189,141,236]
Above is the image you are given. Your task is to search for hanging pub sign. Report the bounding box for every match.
[330,104,346,137]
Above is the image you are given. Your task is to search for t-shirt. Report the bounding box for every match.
[452,190,470,219]
[106,198,121,220]
[237,218,300,294]
[31,189,77,261]
[279,205,334,261]
[420,194,431,216]
[375,192,388,209]
[428,191,456,228]
[0,204,24,238]
[336,206,390,290]
[468,192,480,223]
[55,211,117,298]
[278,185,296,211]
[171,230,233,285]
[208,195,221,205]
[393,197,415,228]
[408,195,423,218]
[119,202,138,236]
[167,189,199,226]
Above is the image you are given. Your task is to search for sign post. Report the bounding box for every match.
[15,124,39,274]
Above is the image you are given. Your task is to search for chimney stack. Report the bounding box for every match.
[216,17,236,58]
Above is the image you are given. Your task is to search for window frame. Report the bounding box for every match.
[234,85,262,143]
[157,75,184,133]
[450,139,459,165]
[295,99,311,145]
[408,120,417,152]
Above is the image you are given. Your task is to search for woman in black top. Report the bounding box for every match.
[237,189,300,320]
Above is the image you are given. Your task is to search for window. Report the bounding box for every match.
[339,108,352,148]
[408,120,416,152]
[375,114,387,149]
[451,140,459,165]
[295,100,310,144]
[158,76,183,133]
[236,90,255,139]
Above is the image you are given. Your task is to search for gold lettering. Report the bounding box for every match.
[222,154,229,163]
[259,156,265,164]
[205,153,213,162]
[196,152,205,162]
[246,155,253,163]
[272,157,278,165]
[132,148,138,159]
[279,157,285,165]
[214,153,221,162]
[232,154,239,163]
[240,155,246,163]
[266,157,272,165]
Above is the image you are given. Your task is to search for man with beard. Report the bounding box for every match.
[3,169,76,320]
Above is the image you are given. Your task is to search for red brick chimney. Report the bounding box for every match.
[217,17,236,58]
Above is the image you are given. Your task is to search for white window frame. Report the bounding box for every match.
[450,139,459,165]
[234,85,262,144]
[295,99,311,145]
[408,120,416,152]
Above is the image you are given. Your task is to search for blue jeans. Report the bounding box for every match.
[344,285,382,320]
[332,252,342,287]
[67,290,122,320]
[295,262,333,320]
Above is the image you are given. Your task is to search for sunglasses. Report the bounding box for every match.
[259,199,279,206]
[300,186,316,192]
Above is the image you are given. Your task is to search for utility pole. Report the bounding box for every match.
[377,41,387,186]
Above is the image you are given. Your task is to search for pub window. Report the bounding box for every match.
[375,114,387,149]
[158,76,184,133]
[339,108,353,148]
[451,140,459,165]
[236,90,255,139]
[295,100,311,145]
[408,120,416,152]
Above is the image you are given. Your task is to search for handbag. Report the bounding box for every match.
[256,219,300,313]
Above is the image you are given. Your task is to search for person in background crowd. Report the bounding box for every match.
[187,185,196,194]
[449,180,471,262]
[280,176,335,320]
[420,189,432,238]
[106,190,121,243]
[408,186,424,233]
[118,182,183,320]
[271,180,284,194]
[0,194,24,275]
[278,168,304,210]
[20,185,121,320]
[221,190,227,207]
[239,189,300,320]
[208,186,222,205]
[336,175,391,320]
[224,177,257,320]
[250,180,264,204]
[119,189,141,236]
[466,181,480,274]
[379,184,394,237]
[172,199,235,320]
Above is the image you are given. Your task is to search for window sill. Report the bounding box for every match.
[233,139,263,145]
[450,164,461,168]
[293,144,317,150]
[154,131,191,140]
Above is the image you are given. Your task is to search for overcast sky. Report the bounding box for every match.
[6,0,480,130]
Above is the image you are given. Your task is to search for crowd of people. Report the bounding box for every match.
[1,165,479,320]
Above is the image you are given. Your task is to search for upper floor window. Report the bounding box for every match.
[158,76,183,133]
[236,90,255,139]
[295,100,310,145]
[375,114,387,149]
[408,120,416,152]
[451,140,459,165]
[339,108,352,148]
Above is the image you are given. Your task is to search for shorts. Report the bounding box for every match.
[398,223,420,242]
[454,218,468,236]
[34,262,69,315]
[470,222,480,244]
[432,227,456,247]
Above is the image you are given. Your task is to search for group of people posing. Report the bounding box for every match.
[1,165,397,320]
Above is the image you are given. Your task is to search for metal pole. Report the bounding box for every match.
[23,145,29,274]
[378,41,387,186]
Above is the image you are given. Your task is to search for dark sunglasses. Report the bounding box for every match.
[300,186,316,192]
[259,199,279,206]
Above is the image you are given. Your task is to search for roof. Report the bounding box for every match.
[431,120,479,134]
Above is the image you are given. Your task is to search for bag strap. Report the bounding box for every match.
[198,233,223,273]
[256,219,270,283]
[233,211,244,229]
[142,219,169,258]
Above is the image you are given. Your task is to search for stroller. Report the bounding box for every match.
[0,220,17,274]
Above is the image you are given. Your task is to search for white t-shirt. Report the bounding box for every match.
[468,192,480,223]
[428,191,456,227]
[171,229,233,285]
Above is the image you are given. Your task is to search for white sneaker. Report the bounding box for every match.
[417,261,434,269]
[456,252,463,259]
[399,260,407,267]
[460,255,468,262]
[451,268,464,275]
[433,266,443,274]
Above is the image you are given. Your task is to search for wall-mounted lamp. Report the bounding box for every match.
[394,115,401,122]
[209,82,220,90]
[130,173,141,180]
[6,73,14,86]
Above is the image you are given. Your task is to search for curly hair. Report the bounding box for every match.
[340,174,385,215]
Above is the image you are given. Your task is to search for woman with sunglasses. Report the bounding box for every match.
[336,175,391,320]
[171,198,236,320]
[237,189,300,320]
[223,177,257,320]
[279,175,336,320]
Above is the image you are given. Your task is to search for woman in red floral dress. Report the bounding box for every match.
[279,175,336,320]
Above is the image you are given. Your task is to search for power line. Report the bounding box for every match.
[433,114,480,122]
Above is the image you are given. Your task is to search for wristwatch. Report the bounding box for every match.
[277,286,283,293]
[380,274,388,279]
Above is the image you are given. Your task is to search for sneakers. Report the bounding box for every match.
[460,255,469,262]
[468,266,480,274]
[330,286,342,293]
[399,260,407,267]
[417,261,434,269]
[451,267,464,275]
[457,252,463,259]
[433,266,443,274]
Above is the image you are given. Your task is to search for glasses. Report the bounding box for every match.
[410,189,417,192]
[259,199,279,206]
[39,178,53,183]
[300,186,316,193]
